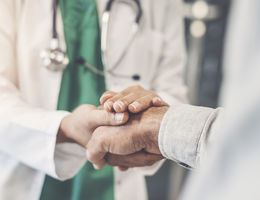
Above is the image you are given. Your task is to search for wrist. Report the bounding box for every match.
[143,106,169,155]
[57,115,74,144]
[144,121,161,155]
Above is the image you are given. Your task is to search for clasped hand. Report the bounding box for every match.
[58,86,169,171]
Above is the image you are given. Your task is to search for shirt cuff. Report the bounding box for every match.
[54,143,87,180]
[158,104,218,169]
[46,111,86,180]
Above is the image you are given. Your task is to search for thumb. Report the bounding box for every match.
[89,110,129,127]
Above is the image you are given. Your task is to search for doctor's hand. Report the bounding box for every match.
[100,85,168,113]
[86,106,169,170]
[57,104,129,147]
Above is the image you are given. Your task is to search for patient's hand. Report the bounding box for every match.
[100,85,168,113]
[86,106,169,170]
[96,85,168,170]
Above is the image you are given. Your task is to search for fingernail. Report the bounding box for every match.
[114,100,124,111]
[153,97,162,104]
[100,94,111,103]
[104,101,113,110]
[102,94,112,99]
[154,97,162,102]
[129,102,140,111]
[114,113,124,123]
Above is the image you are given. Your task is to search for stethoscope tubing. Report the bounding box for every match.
[101,0,142,72]
[45,0,142,80]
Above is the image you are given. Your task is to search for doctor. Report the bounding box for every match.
[0,0,187,200]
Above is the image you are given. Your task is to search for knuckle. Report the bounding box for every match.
[110,94,122,102]
[146,96,154,105]
[86,147,97,162]
[135,99,141,104]
[133,85,143,90]
[103,91,115,97]
[120,98,130,105]
[128,85,136,90]
[148,92,157,98]
[103,91,112,95]
[134,100,146,109]
[87,151,95,162]
[150,90,157,95]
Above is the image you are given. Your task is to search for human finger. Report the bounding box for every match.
[86,127,112,166]
[103,93,125,112]
[105,152,163,168]
[88,109,129,127]
[103,101,114,112]
[128,94,158,113]
[152,97,168,107]
[86,150,107,170]
[87,125,138,166]
[92,160,107,170]
[86,140,107,167]
[113,93,142,113]
[103,85,147,112]
[118,166,129,171]
[100,91,117,105]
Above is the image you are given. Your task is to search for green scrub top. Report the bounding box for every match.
[40,0,114,199]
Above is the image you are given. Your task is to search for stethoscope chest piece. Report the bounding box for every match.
[40,38,69,71]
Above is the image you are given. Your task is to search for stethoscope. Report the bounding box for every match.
[41,0,143,81]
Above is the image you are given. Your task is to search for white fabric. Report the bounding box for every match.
[159,0,260,199]
[159,104,221,169]
[181,0,260,199]
[0,0,187,200]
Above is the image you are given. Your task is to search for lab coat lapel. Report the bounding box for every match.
[96,0,137,70]
[96,0,108,22]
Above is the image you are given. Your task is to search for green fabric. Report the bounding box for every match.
[40,0,114,200]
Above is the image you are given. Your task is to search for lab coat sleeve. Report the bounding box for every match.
[158,104,223,169]
[0,0,86,180]
[151,0,188,106]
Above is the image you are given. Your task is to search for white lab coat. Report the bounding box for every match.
[0,0,187,200]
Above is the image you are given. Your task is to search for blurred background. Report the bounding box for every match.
[146,0,231,199]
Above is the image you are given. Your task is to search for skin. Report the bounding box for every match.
[57,104,129,147]
[96,85,168,170]
[86,106,169,170]
[100,85,168,113]
[57,85,167,171]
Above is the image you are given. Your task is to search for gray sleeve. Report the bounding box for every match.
[158,104,221,169]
